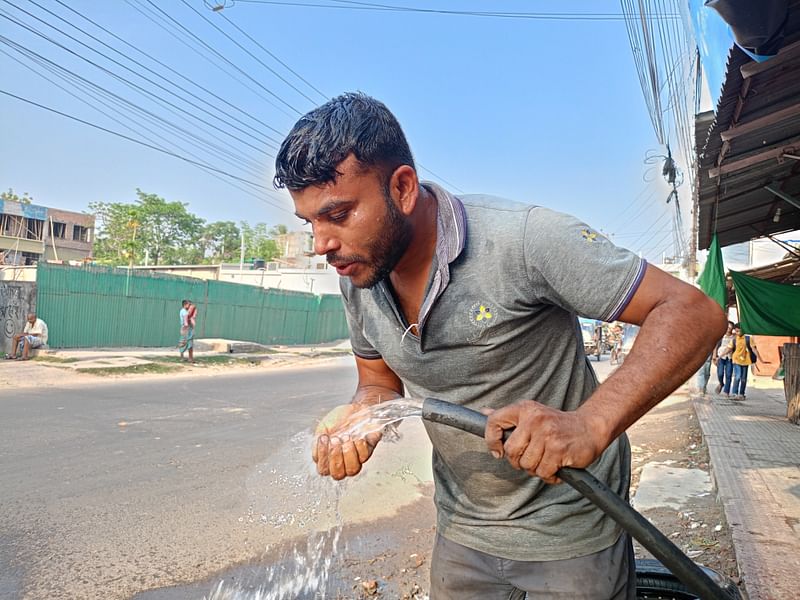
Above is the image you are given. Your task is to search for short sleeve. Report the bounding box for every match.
[339,277,382,360]
[524,207,646,322]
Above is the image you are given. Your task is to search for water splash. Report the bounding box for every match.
[205,398,427,600]
[335,397,424,441]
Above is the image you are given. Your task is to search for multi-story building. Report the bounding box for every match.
[274,231,314,268]
[0,199,95,265]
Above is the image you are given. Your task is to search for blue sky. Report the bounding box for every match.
[1,0,682,261]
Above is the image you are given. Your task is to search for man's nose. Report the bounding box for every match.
[312,229,340,256]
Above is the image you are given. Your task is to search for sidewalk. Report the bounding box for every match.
[0,339,353,390]
[692,378,800,600]
[33,338,352,365]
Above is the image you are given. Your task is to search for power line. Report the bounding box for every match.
[139,0,303,115]
[0,88,294,215]
[2,1,279,151]
[48,0,288,141]
[216,8,328,101]
[0,33,269,177]
[0,44,282,210]
[0,40,268,184]
[179,0,321,106]
[235,0,680,21]
[123,0,296,119]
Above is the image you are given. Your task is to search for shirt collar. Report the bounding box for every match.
[422,180,467,265]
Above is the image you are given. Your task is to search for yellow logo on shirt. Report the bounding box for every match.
[469,302,494,328]
[581,228,598,243]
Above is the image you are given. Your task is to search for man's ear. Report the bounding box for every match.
[389,165,419,216]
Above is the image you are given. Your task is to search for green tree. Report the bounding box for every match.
[270,223,288,237]
[1,188,33,204]
[90,190,205,266]
[240,221,280,262]
[201,220,241,263]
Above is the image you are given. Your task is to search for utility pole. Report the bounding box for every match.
[239,230,245,273]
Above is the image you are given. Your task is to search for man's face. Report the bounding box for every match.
[726,323,733,335]
[27,315,35,325]
[291,156,412,289]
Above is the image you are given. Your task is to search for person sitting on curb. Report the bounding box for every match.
[8,313,48,360]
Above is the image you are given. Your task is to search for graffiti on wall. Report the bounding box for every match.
[0,282,36,355]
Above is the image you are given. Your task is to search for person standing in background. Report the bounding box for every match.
[178,299,195,364]
[730,323,759,400]
[714,321,735,397]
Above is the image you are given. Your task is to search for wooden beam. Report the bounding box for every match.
[720,102,800,142]
[709,145,799,178]
[740,39,800,79]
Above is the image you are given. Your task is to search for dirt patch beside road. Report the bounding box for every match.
[628,390,740,588]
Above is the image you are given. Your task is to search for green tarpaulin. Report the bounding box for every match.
[698,234,727,309]
[730,270,800,336]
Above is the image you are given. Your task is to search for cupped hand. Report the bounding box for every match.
[312,403,383,480]
[484,400,606,484]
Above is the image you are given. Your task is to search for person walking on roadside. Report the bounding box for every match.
[275,92,726,600]
[8,313,48,360]
[730,323,759,400]
[714,321,735,397]
[178,299,195,363]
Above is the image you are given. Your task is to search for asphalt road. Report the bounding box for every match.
[0,359,360,600]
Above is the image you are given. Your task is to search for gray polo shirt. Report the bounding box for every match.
[340,183,646,562]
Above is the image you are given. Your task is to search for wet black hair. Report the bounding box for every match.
[273,92,415,191]
[182,299,190,306]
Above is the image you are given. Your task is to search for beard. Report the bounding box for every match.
[328,188,413,289]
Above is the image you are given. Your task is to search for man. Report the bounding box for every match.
[730,323,759,401]
[275,93,726,599]
[10,313,48,360]
[609,322,624,365]
[178,299,195,363]
[714,320,735,397]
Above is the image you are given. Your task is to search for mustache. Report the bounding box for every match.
[327,253,366,266]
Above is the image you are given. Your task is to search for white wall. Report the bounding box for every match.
[218,267,342,295]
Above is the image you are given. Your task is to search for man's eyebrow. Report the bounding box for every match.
[297,199,354,221]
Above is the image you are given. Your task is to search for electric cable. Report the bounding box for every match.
[140,0,302,115]
[235,0,679,21]
[0,88,295,215]
[0,34,270,178]
[44,0,287,141]
[123,0,296,119]
[179,0,321,105]
[1,1,279,152]
[216,9,327,101]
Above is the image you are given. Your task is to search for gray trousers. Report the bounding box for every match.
[430,532,635,599]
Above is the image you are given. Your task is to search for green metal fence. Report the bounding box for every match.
[37,263,349,348]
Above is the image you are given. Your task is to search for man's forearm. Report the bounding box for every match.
[577,294,726,449]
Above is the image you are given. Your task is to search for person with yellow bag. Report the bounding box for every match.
[730,323,760,400]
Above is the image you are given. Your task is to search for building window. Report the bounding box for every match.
[25,218,44,240]
[315,262,327,270]
[2,214,24,237]
[73,225,91,243]
[52,221,67,238]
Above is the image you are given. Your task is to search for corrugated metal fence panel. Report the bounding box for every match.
[314,294,349,344]
[38,263,204,348]
[37,263,349,348]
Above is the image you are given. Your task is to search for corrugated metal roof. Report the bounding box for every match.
[697,0,800,250]
[739,255,800,284]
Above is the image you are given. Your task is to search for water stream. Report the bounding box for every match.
[204,398,427,600]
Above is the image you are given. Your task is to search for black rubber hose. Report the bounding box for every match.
[421,397,735,600]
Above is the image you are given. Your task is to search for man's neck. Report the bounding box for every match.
[390,185,438,287]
